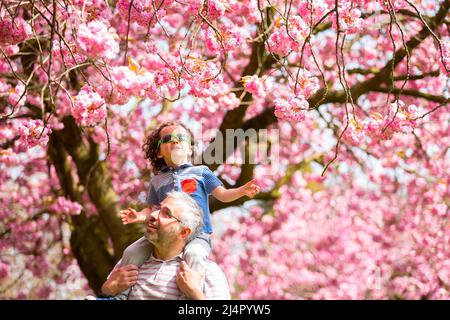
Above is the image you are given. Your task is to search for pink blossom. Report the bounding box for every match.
[242,75,268,98]
[267,16,309,56]
[274,96,308,122]
[289,69,320,98]
[0,148,18,166]
[36,285,52,299]
[184,57,222,97]
[90,125,107,144]
[205,24,245,53]
[26,94,44,109]
[378,0,406,12]
[190,78,222,97]
[111,65,143,94]
[344,117,365,145]
[230,0,261,24]
[72,85,106,126]
[52,40,86,68]
[73,0,110,20]
[17,119,51,148]
[0,16,32,45]
[362,100,418,141]
[338,7,363,34]
[386,101,417,134]
[0,79,10,92]
[141,50,167,71]
[1,44,19,56]
[0,261,9,279]
[111,64,157,100]
[50,197,82,215]
[25,255,49,278]
[0,126,14,143]
[7,82,26,107]
[193,96,220,113]
[364,111,388,139]
[154,68,183,98]
[77,20,119,60]
[439,38,449,74]
[220,92,241,110]
[297,1,330,23]
[117,0,160,28]
[15,293,27,300]
[287,16,311,46]
[184,0,230,19]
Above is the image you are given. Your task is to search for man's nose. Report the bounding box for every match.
[149,210,159,221]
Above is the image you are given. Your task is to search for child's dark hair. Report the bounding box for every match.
[142,121,195,174]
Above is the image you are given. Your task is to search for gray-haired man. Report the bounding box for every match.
[99,191,231,300]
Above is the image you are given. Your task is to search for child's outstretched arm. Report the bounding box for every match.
[120,207,156,224]
[211,179,260,203]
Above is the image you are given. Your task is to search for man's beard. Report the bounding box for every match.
[145,225,179,248]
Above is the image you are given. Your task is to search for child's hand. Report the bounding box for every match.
[240,179,261,198]
[120,208,146,224]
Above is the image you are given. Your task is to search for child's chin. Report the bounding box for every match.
[170,154,187,165]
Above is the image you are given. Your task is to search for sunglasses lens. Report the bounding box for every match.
[158,133,190,147]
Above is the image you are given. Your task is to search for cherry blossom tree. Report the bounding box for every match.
[0,0,448,299]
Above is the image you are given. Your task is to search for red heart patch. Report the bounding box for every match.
[181,178,197,193]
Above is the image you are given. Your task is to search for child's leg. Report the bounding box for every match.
[120,236,153,266]
[114,236,154,300]
[182,233,212,290]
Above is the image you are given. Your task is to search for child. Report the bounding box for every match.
[113,121,260,299]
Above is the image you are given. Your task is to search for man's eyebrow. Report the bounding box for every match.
[160,206,172,214]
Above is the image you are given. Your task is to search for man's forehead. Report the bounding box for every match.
[161,197,182,213]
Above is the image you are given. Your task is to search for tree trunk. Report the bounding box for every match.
[49,117,143,294]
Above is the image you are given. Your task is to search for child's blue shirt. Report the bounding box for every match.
[146,163,223,234]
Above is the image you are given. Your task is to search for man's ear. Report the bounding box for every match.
[179,227,192,240]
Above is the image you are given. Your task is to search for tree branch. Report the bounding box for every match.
[371,86,447,103]
[240,0,449,133]
[210,153,323,212]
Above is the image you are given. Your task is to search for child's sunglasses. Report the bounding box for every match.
[157,133,190,148]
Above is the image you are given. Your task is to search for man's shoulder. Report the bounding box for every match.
[205,259,220,267]
[204,259,227,277]
[203,260,231,299]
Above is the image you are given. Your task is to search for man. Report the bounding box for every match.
[100,191,231,300]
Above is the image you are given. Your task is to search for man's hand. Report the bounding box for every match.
[176,261,205,300]
[101,264,139,296]
[240,179,261,198]
[120,208,146,224]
